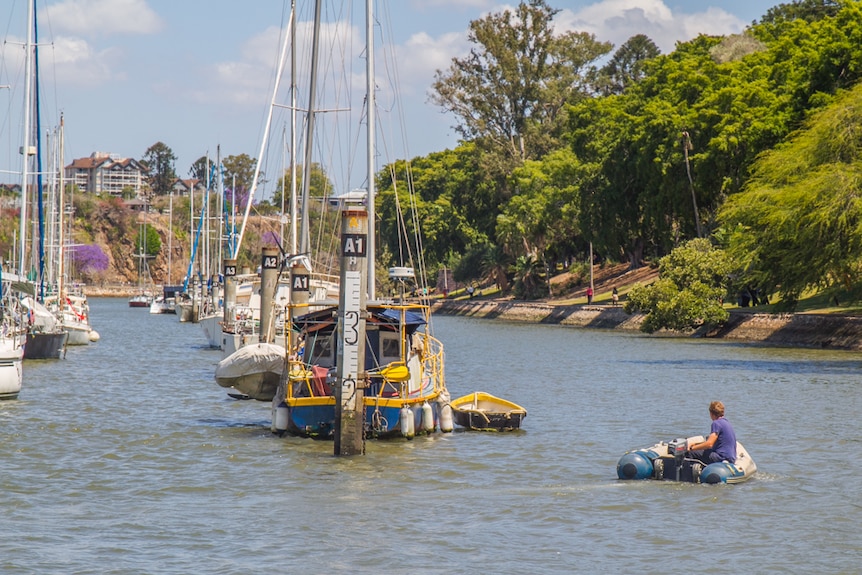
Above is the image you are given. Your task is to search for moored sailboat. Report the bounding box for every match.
[267,0,453,450]
[13,0,68,360]
[0,270,26,399]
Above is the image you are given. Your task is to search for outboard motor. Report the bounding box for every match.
[667,438,688,481]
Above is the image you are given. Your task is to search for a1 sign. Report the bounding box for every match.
[342,233,367,257]
[292,274,309,291]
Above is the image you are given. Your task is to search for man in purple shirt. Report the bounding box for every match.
[688,401,737,464]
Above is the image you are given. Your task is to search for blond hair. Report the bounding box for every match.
[709,401,725,417]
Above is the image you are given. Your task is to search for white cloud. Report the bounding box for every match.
[396,31,467,96]
[49,36,125,85]
[410,0,495,9]
[45,0,163,37]
[556,0,746,53]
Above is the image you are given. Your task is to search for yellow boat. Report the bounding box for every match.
[450,392,526,431]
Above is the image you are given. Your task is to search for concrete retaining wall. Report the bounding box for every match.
[433,300,862,351]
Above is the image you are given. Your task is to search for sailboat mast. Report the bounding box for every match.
[17,0,35,278]
[233,7,295,260]
[57,114,65,310]
[299,0,322,258]
[366,0,376,299]
[289,0,298,256]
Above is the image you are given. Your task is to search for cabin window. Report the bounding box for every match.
[309,334,334,367]
[380,334,401,363]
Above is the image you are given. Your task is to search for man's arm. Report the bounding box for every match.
[689,432,718,451]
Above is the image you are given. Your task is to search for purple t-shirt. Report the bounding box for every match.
[711,417,737,463]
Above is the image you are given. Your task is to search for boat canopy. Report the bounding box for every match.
[292,305,427,335]
[376,308,426,330]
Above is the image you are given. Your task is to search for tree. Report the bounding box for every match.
[223,154,259,197]
[135,224,161,257]
[377,147,487,272]
[271,162,333,209]
[69,244,109,281]
[624,238,734,333]
[189,156,210,183]
[759,0,841,24]
[431,0,611,163]
[141,142,177,196]
[497,148,584,265]
[511,253,547,299]
[595,34,661,95]
[719,81,862,308]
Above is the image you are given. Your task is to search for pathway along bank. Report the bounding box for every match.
[432,299,862,351]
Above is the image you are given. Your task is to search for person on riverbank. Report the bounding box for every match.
[688,401,737,464]
[586,286,593,304]
[612,287,619,306]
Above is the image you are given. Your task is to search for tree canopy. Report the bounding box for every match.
[625,238,733,332]
[431,0,611,164]
[719,80,862,307]
[141,142,177,196]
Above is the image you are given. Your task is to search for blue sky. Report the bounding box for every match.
[1,0,781,198]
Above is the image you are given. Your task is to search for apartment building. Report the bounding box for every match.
[65,152,149,197]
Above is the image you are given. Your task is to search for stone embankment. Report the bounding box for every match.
[83,284,143,298]
[433,299,862,351]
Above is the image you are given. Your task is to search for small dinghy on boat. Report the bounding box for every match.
[617,435,756,484]
[214,342,285,401]
[450,391,526,431]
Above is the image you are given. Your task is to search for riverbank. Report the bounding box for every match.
[432,299,862,351]
[83,285,144,298]
[84,283,862,350]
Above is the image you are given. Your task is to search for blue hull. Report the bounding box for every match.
[287,401,439,439]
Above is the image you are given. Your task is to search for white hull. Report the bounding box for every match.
[149,300,172,314]
[0,344,24,400]
[199,314,223,349]
[63,321,91,346]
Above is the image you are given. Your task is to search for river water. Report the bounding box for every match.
[2,298,859,573]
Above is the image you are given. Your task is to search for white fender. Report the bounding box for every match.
[439,402,454,433]
[400,406,415,439]
[421,401,435,433]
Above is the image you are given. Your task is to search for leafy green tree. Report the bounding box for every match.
[189,156,211,183]
[377,146,488,272]
[595,34,661,95]
[271,162,333,209]
[141,142,177,196]
[624,238,733,333]
[135,224,162,257]
[431,0,611,163]
[719,82,862,308]
[759,0,841,24]
[511,253,547,299]
[497,148,584,264]
[223,153,261,203]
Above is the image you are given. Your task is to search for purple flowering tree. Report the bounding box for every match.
[261,231,282,247]
[69,244,109,281]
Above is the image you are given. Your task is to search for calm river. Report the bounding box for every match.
[2,298,859,573]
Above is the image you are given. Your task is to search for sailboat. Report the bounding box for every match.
[265,0,452,450]
[14,0,68,359]
[0,267,26,398]
[42,115,99,345]
[129,204,154,308]
[214,2,337,391]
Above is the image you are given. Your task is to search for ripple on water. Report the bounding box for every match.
[2,302,860,573]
